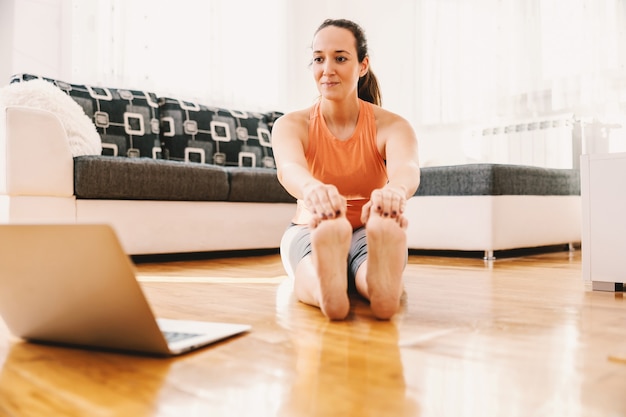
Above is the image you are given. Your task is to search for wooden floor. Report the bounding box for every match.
[1,247,626,417]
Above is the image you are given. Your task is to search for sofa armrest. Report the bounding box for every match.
[0,106,74,197]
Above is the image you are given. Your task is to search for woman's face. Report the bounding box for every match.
[311,26,368,101]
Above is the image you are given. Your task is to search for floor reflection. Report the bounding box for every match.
[0,341,172,416]
[275,278,419,417]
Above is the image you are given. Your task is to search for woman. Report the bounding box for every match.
[272,18,420,320]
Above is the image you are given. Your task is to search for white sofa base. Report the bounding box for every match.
[405,195,581,259]
[0,195,295,255]
[1,194,581,258]
[76,200,295,254]
[0,195,77,223]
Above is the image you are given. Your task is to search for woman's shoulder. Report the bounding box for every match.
[369,103,412,130]
[275,107,312,125]
[271,106,313,139]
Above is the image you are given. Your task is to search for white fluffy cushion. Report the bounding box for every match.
[0,79,102,156]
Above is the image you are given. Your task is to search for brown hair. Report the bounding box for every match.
[315,18,382,106]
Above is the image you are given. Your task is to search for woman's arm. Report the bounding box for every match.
[271,111,313,200]
[383,115,421,198]
[362,111,420,223]
[272,112,347,222]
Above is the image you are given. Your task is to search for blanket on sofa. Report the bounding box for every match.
[0,79,102,156]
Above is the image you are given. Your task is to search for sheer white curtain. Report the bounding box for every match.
[71,0,286,111]
[417,0,626,125]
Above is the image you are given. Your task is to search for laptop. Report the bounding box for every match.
[0,224,251,356]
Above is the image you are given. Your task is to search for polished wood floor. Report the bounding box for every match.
[1,247,625,417]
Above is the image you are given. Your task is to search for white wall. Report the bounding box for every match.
[0,0,72,84]
[0,0,15,82]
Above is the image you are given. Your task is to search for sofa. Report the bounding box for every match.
[0,74,582,258]
[405,164,581,259]
[1,74,296,255]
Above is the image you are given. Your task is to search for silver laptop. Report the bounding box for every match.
[0,224,251,356]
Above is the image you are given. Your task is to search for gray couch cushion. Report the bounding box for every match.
[416,164,580,196]
[74,156,229,200]
[226,167,296,203]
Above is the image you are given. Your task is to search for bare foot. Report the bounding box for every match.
[365,213,408,319]
[311,217,352,320]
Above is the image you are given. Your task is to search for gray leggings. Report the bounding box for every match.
[280,224,368,285]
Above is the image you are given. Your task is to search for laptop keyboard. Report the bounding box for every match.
[163,331,200,343]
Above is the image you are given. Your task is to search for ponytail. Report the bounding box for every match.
[358,69,382,107]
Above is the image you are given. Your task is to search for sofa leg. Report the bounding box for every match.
[483,250,495,261]
[568,242,576,252]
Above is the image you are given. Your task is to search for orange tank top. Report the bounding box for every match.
[292,99,388,229]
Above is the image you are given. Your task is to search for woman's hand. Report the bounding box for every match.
[303,183,347,228]
[361,187,407,225]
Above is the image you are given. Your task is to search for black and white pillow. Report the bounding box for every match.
[159,96,277,168]
[10,74,161,159]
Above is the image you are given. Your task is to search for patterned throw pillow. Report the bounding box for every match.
[159,96,277,168]
[10,74,161,159]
